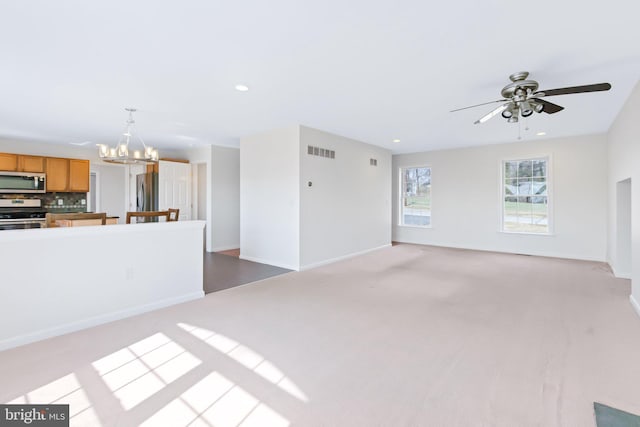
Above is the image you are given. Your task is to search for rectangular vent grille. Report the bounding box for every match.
[369,158,378,166]
[307,145,335,159]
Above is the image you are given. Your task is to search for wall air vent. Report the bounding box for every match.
[369,158,378,166]
[307,145,335,159]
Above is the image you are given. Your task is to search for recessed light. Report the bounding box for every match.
[235,84,249,92]
[536,132,546,136]
[393,139,401,143]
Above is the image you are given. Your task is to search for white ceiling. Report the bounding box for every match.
[1,0,639,154]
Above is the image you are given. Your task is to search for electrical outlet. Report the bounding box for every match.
[81,199,86,205]
[57,199,63,206]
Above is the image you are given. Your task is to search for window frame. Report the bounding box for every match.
[398,165,432,229]
[500,156,553,235]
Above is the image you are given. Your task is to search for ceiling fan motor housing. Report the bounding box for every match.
[501,79,539,99]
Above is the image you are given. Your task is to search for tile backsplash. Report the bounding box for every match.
[41,193,88,211]
[0,193,87,212]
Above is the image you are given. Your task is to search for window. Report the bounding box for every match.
[502,158,549,233]
[400,166,431,227]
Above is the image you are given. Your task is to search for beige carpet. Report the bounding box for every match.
[1,244,640,427]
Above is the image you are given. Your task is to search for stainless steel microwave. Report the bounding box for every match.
[0,171,46,193]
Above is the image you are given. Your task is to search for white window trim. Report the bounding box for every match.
[499,155,554,236]
[398,165,432,229]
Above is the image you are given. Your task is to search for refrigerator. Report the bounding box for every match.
[136,172,159,221]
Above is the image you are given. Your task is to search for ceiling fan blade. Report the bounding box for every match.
[534,83,611,97]
[451,99,508,112]
[532,98,564,114]
[474,104,508,124]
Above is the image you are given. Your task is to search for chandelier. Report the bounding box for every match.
[97,108,159,164]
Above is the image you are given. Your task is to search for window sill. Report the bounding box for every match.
[398,224,432,229]
[499,230,554,236]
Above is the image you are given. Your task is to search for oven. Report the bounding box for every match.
[0,198,47,230]
[0,218,45,230]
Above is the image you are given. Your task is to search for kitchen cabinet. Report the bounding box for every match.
[45,158,69,192]
[1,151,89,192]
[0,153,45,172]
[0,153,18,171]
[18,155,45,173]
[45,158,90,193]
[69,159,90,192]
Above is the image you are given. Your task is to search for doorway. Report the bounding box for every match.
[88,171,100,212]
[197,163,207,221]
[615,178,632,278]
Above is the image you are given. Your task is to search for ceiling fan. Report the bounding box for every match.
[451,71,611,124]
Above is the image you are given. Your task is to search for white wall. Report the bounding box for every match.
[0,138,98,160]
[607,81,640,313]
[0,221,205,350]
[240,127,300,269]
[299,126,391,268]
[393,134,608,261]
[212,146,240,251]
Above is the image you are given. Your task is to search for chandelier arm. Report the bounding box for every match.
[136,134,148,148]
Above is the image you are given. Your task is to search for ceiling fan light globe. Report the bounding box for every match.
[507,116,519,123]
[501,110,513,118]
[521,108,533,117]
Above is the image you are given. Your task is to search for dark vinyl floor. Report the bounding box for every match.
[203,252,292,294]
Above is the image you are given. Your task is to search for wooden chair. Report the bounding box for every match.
[126,211,171,224]
[45,212,107,228]
[168,208,180,222]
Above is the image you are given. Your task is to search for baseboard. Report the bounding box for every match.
[239,255,299,271]
[630,295,640,320]
[0,291,204,352]
[212,245,240,252]
[299,244,392,271]
[392,239,606,263]
[610,264,632,279]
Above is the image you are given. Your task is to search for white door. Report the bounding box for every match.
[159,160,192,220]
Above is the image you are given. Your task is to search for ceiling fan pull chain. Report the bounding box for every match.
[518,119,522,140]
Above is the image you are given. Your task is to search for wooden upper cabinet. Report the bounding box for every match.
[1,152,90,192]
[18,155,45,173]
[69,159,90,192]
[0,153,18,171]
[45,158,69,192]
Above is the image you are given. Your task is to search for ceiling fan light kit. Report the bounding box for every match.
[452,71,612,125]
